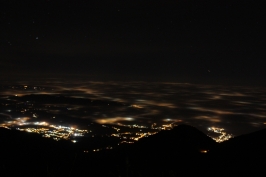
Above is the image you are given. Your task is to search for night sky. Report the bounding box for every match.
[1,0,265,85]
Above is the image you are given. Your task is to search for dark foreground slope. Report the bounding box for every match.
[209,128,266,176]
[0,128,79,176]
[1,125,266,176]
[114,124,217,176]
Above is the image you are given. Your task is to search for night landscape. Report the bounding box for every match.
[1,0,266,176]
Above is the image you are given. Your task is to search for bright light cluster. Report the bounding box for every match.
[109,122,176,144]
[111,131,158,143]
[0,117,88,142]
[207,127,233,143]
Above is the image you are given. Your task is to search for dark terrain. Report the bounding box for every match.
[1,124,266,176]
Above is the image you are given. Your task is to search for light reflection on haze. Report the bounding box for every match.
[95,117,134,124]
[1,80,266,136]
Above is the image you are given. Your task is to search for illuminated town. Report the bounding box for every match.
[0,116,176,150]
[114,122,175,141]
[207,127,233,142]
[0,117,88,142]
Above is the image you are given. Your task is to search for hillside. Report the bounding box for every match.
[1,125,266,176]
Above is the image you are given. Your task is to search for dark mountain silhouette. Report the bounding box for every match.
[1,125,266,176]
[134,124,216,152]
[218,127,266,152]
[111,124,217,176]
[208,128,266,176]
[0,128,79,176]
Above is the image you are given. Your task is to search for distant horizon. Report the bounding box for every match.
[1,73,265,87]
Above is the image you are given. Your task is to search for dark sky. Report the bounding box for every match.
[1,0,265,85]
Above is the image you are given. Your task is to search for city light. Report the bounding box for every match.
[0,117,88,142]
[207,127,233,143]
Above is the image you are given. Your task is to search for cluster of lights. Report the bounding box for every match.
[0,117,88,142]
[111,131,158,143]
[207,127,233,143]
[151,122,175,130]
[116,123,148,129]
[0,116,177,149]
[110,122,176,144]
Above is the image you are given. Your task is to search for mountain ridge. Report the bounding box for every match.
[1,124,266,176]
